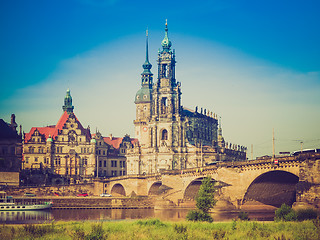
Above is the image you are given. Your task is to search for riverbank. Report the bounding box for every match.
[1,219,319,240]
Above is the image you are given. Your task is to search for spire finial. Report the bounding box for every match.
[218,116,222,136]
[142,28,152,75]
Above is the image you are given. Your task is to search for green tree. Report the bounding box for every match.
[186,176,216,222]
[196,176,217,212]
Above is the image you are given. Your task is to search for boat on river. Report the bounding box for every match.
[0,191,52,211]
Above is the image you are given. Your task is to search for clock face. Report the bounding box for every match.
[143,127,148,132]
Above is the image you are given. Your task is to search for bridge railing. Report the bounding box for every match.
[101,153,319,181]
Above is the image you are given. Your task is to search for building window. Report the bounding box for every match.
[55,157,61,165]
[34,157,38,162]
[161,97,167,114]
[25,157,29,163]
[29,147,34,153]
[104,161,107,167]
[120,161,125,168]
[161,129,168,140]
[83,158,87,166]
[103,170,106,176]
[103,150,105,155]
[56,147,63,153]
[111,161,117,168]
[99,161,102,167]
[111,170,117,176]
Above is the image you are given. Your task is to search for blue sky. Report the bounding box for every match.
[1,0,319,158]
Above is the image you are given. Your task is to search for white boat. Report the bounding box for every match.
[0,191,52,211]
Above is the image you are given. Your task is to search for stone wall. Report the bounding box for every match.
[295,158,320,208]
[6,183,95,197]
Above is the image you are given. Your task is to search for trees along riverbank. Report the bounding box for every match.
[0,219,319,240]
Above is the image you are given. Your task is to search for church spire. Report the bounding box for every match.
[62,89,74,113]
[142,28,152,75]
[161,19,172,52]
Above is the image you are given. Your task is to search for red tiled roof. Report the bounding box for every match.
[24,111,90,143]
[103,137,123,149]
[102,136,139,149]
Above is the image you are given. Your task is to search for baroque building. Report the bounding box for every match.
[23,90,132,182]
[92,132,137,178]
[126,23,247,175]
[23,90,96,180]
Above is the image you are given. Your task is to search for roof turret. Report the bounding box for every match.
[46,135,53,142]
[62,89,74,113]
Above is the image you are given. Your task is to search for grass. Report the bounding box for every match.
[0,218,319,240]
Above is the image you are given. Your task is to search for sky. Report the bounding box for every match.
[1,0,319,159]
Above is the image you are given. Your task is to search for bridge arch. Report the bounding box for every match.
[111,183,126,196]
[183,177,216,200]
[148,181,162,195]
[243,170,299,207]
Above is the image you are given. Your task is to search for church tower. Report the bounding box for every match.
[127,22,247,176]
[150,21,182,150]
[134,30,153,145]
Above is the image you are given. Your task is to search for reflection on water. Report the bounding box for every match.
[0,208,275,224]
[0,210,53,224]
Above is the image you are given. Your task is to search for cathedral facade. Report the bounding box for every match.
[126,23,247,175]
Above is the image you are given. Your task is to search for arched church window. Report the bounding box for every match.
[161,97,167,114]
[163,64,168,78]
[161,129,168,140]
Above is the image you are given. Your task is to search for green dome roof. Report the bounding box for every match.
[135,88,152,104]
[161,21,172,52]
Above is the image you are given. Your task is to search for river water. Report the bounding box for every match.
[0,208,275,224]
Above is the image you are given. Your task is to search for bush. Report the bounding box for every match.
[136,219,166,227]
[173,224,187,234]
[186,209,213,222]
[86,223,107,240]
[275,204,297,221]
[23,223,57,237]
[238,211,250,221]
[296,208,318,221]
[71,226,86,240]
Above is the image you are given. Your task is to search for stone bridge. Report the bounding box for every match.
[96,153,320,209]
